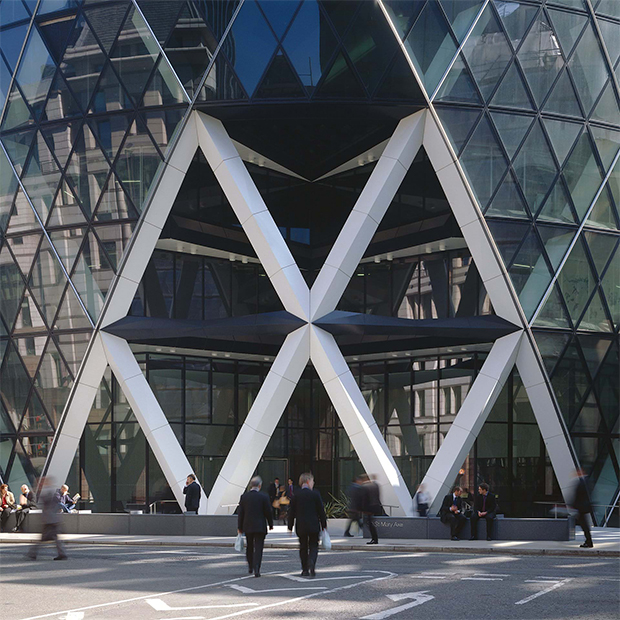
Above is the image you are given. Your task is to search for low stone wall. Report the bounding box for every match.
[365,516,574,541]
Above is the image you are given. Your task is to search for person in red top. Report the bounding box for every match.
[1,484,16,532]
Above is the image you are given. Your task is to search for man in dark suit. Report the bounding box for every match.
[344,476,363,537]
[286,478,295,500]
[439,485,467,540]
[571,469,594,548]
[238,476,273,577]
[183,474,201,514]
[288,472,327,577]
[361,474,382,544]
[470,483,497,541]
[268,478,280,520]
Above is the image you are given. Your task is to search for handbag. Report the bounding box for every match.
[234,533,245,553]
[320,529,332,550]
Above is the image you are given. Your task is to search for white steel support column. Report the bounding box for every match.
[310,326,412,516]
[207,326,310,514]
[516,338,577,503]
[422,332,524,513]
[101,332,206,513]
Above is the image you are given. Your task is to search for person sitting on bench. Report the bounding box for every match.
[439,486,466,541]
[57,485,78,513]
[13,484,37,532]
[470,483,497,541]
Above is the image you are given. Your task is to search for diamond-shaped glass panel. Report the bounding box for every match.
[586,185,618,231]
[0,342,32,429]
[13,334,46,379]
[259,0,300,39]
[597,17,620,67]
[585,231,618,278]
[38,10,76,64]
[343,0,399,95]
[459,113,508,208]
[375,50,426,101]
[513,120,557,214]
[21,132,62,224]
[491,111,533,161]
[28,236,67,326]
[0,146,19,234]
[254,50,306,98]
[60,14,107,112]
[494,0,538,51]
[13,287,47,335]
[403,0,457,96]
[543,118,582,166]
[84,2,130,54]
[65,123,110,218]
[1,83,35,131]
[557,236,597,324]
[93,170,139,222]
[224,0,278,97]
[434,53,482,104]
[537,225,574,272]
[440,0,484,42]
[41,70,82,124]
[49,227,85,273]
[314,51,366,98]
[509,227,553,318]
[563,131,603,222]
[6,232,41,282]
[114,115,164,212]
[281,0,339,92]
[591,80,620,125]
[0,0,30,26]
[2,128,34,176]
[435,106,481,155]
[543,67,582,117]
[578,334,613,380]
[202,54,248,101]
[47,179,87,227]
[485,170,529,219]
[462,3,512,101]
[5,188,40,236]
[547,8,587,59]
[0,23,29,72]
[141,54,188,107]
[533,283,571,328]
[486,219,529,268]
[0,244,26,330]
[53,284,91,330]
[590,126,620,174]
[567,23,609,114]
[578,287,612,332]
[536,177,577,224]
[40,119,80,173]
[93,222,135,271]
[518,12,563,107]
[571,394,603,433]
[55,331,91,379]
[89,60,133,113]
[14,25,56,120]
[489,60,533,109]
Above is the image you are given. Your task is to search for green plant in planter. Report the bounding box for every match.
[324,491,350,519]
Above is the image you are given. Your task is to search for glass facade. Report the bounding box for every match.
[0,0,618,522]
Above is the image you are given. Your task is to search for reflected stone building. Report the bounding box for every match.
[0,0,618,524]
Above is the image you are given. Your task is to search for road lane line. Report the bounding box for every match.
[146,600,258,611]
[515,579,572,605]
[281,573,369,582]
[200,571,398,620]
[410,576,446,579]
[18,574,258,620]
[227,584,326,594]
[360,591,435,619]
[461,577,504,581]
[525,580,561,583]
[473,573,510,577]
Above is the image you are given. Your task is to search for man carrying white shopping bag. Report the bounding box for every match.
[287,472,327,578]
[237,476,273,577]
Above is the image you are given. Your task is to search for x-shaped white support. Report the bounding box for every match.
[202,110,426,515]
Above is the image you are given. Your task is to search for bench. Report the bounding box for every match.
[362,515,574,541]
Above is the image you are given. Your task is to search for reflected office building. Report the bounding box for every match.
[0,0,618,524]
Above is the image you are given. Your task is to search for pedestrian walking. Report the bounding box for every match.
[26,478,67,561]
[571,469,594,548]
[183,474,201,514]
[237,476,273,577]
[344,476,363,537]
[287,472,327,577]
[414,483,429,517]
[362,474,382,545]
[268,478,280,521]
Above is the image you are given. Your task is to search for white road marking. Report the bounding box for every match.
[17,574,257,620]
[281,573,369,582]
[360,591,435,619]
[367,554,427,559]
[525,580,561,584]
[146,600,258,611]
[515,579,572,605]
[227,584,326,594]
[410,575,446,579]
[461,577,504,581]
[473,573,510,577]
[60,614,84,620]
[197,571,397,620]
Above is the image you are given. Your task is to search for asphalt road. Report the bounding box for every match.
[1,544,618,620]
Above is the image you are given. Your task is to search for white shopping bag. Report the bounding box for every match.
[320,529,332,550]
[234,533,245,553]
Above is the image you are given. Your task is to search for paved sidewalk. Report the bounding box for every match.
[2,526,618,557]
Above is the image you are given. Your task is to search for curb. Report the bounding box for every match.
[2,537,618,558]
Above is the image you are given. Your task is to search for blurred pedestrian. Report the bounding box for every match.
[571,469,594,548]
[414,483,429,517]
[13,484,37,532]
[288,472,327,577]
[362,474,382,545]
[26,478,67,561]
[183,474,201,514]
[0,484,16,532]
[343,476,363,537]
[237,476,273,577]
[286,478,295,500]
[268,478,280,520]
